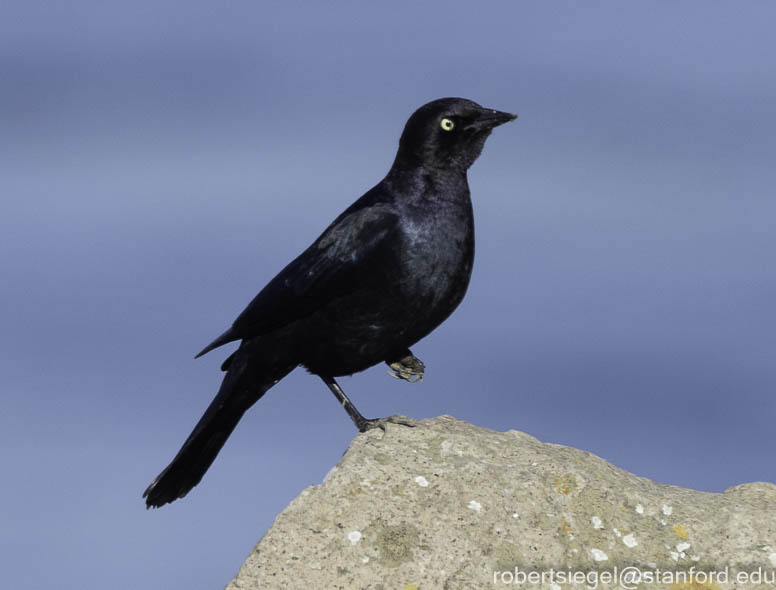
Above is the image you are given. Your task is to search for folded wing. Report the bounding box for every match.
[195,199,399,358]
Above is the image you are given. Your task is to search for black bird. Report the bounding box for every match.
[143,98,516,508]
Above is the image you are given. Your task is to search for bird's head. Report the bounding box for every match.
[395,98,517,173]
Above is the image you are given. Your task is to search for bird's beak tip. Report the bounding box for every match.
[481,109,518,128]
[495,110,518,122]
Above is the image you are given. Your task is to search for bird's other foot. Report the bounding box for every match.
[356,414,416,433]
[386,353,425,382]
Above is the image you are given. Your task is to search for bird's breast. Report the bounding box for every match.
[392,202,474,312]
[298,197,474,376]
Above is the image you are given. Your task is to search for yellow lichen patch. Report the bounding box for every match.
[561,519,573,536]
[402,585,419,590]
[669,577,721,590]
[673,524,690,540]
[553,475,575,495]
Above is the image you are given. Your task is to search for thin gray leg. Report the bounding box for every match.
[320,375,416,433]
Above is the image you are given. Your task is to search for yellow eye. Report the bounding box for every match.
[440,118,455,131]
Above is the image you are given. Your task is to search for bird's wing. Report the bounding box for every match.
[196,199,400,357]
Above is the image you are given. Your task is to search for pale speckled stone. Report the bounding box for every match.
[226,415,776,589]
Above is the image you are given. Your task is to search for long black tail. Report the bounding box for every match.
[143,350,294,508]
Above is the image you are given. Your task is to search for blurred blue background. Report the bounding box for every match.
[2,1,774,588]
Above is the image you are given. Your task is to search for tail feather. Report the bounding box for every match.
[194,327,238,359]
[143,353,294,508]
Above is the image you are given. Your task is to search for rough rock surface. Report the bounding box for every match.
[226,416,776,589]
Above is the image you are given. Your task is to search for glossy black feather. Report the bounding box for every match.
[144,97,516,507]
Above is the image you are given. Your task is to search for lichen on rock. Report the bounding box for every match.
[226,415,776,589]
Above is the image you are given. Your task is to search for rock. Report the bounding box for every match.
[226,416,776,589]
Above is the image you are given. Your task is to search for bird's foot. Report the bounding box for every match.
[387,354,425,383]
[356,414,416,433]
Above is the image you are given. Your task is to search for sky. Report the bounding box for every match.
[2,1,775,588]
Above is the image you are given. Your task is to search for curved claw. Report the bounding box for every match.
[387,354,425,383]
[356,414,416,433]
[387,369,423,382]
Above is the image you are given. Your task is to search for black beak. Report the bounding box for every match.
[466,108,518,131]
